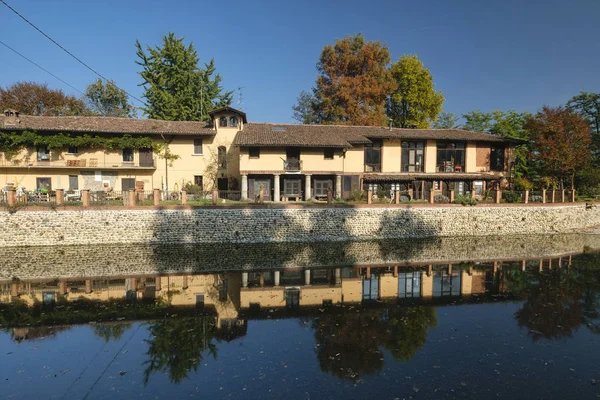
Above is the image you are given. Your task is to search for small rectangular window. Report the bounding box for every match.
[249,147,260,159]
[193,138,203,155]
[37,145,50,161]
[67,146,78,154]
[194,175,203,188]
[36,177,52,190]
[324,148,334,160]
[122,148,134,162]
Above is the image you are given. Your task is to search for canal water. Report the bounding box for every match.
[1,237,600,399]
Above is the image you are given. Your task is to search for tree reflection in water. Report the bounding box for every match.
[92,322,133,343]
[311,306,436,380]
[143,317,218,384]
[514,263,600,341]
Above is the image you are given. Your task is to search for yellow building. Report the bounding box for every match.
[0,107,519,200]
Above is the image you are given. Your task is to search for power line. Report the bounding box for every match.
[0,0,147,106]
[0,39,85,96]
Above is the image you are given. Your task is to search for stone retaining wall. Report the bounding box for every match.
[0,204,599,247]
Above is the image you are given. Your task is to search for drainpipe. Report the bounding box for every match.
[160,134,168,192]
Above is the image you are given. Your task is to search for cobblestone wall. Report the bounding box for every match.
[1,233,599,280]
[0,205,599,247]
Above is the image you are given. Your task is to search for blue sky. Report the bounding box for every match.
[0,0,598,123]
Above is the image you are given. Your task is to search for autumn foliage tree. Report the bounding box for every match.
[526,106,592,189]
[0,81,90,116]
[312,33,396,126]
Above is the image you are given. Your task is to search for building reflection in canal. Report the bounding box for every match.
[2,251,599,384]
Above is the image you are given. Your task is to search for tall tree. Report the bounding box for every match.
[0,81,89,116]
[291,90,321,124]
[432,112,459,129]
[386,54,444,128]
[526,106,592,188]
[462,110,493,132]
[313,33,396,126]
[135,32,232,121]
[85,79,135,117]
[567,92,600,153]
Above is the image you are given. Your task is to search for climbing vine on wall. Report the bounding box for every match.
[0,130,157,156]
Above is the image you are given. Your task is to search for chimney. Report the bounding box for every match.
[3,109,20,126]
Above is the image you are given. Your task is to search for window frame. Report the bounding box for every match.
[401,141,424,172]
[229,116,238,128]
[37,145,50,161]
[122,148,134,163]
[436,141,466,173]
[194,175,203,188]
[193,138,203,155]
[66,146,78,154]
[219,117,228,127]
[490,146,505,172]
[249,147,260,159]
[324,148,335,160]
[364,140,382,172]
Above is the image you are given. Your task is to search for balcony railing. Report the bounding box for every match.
[1,158,156,169]
[284,158,302,172]
[364,164,381,172]
[437,163,465,173]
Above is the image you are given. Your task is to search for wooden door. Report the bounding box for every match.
[121,178,135,192]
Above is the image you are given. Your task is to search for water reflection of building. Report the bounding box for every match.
[1,254,573,314]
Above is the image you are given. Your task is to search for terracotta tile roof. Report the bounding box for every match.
[363,173,500,181]
[233,123,521,148]
[0,114,215,136]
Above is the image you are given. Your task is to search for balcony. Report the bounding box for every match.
[0,158,157,170]
[284,158,302,172]
[437,162,465,173]
[364,163,381,172]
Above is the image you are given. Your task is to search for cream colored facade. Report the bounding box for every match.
[0,107,514,200]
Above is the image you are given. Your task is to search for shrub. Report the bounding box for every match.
[434,194,450,204]
[350,189,365,202]
[183,183,203,196]
[454,194,477,206]
[514,177,534,191]
[502,190,523,203]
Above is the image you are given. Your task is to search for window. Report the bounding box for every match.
[364,140,382,172]
[219,117,228,127]
[218,279,228,302]
[249,147,260,159]
[324,148,334,160]
[284,179,301,196]
[399,272,421,298]
[122,148,134,162]
[67,146,78,154]
[285,288,300,308]
[436,142,465,172]
[193,138,203,155]
[490,146,505,171]
[194,175,203,188]
[230,116,238,127]
[36,177,51,190]
[433,269,461,297]
[218,146,227,168]
[37,145,50,161]
[401,141,424,172]
[68,175,79,190]
[362,276,379,301]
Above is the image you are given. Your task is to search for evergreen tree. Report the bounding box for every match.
[386,55,444,128]
[291,90,321,124]
[135,32,232,121]
[432,112,459,129]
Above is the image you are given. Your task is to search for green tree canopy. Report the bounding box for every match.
[567,92,600,138]
[386,54,444,128]
[0,81,90,116]
[432,112,459,129]
[291,90,321,124]
[461,110,493,132]
[136,32,232,121]
[312,33,396,126]
[85,79,135,118]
